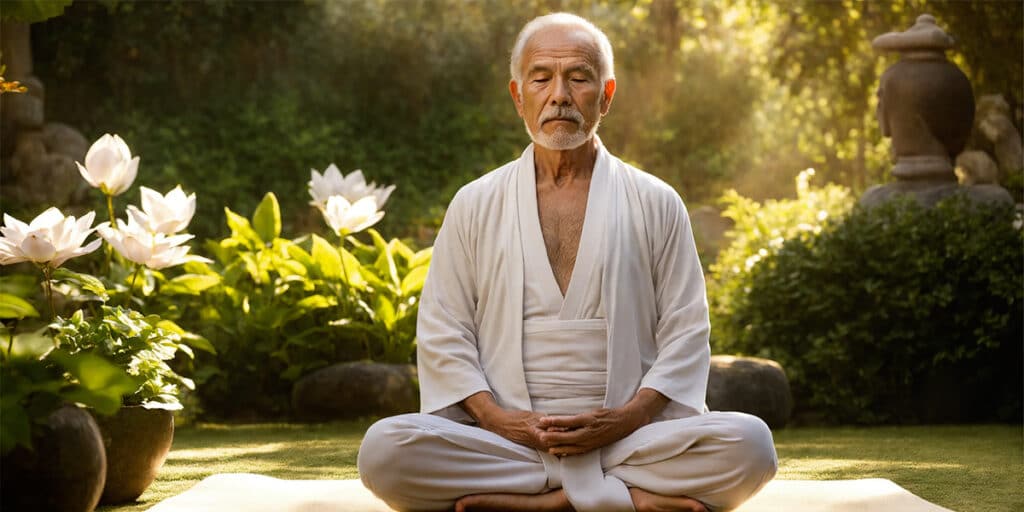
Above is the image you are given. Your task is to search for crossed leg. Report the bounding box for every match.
[358,412,776,511]
[454,488,706,512]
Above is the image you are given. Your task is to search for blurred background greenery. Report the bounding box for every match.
[3,0,1021,423]
[24,0,1022,243]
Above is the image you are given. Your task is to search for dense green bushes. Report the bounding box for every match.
[721,196,1023,424]
[709,169,854,349]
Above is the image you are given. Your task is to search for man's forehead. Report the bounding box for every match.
[521,24,600,67]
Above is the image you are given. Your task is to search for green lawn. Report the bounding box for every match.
[101,423,1022,512]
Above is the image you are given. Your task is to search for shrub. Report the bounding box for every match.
[708,169,854,351]
[725,196,1023,424]
[165,193,429,418]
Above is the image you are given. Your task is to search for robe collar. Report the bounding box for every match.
[501,138,640,411]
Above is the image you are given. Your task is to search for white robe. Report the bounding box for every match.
[359,141,776,511]
[416,140,711,423]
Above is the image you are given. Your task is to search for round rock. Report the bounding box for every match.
[292,362,419,421]
[707,355,793,429]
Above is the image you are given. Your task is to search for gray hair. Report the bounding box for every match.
[509,13,615,88]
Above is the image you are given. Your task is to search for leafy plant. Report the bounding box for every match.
[708,169,854,351]
[0,286,136,454]
[725,196,1023,424]
[172,192,430,418]
[51,306,202,410]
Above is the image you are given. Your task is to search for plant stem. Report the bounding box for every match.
[338,238,352,318]
[126,264,142,308]
[5,320,16,360]
[42,265,55,321]
[104,193,116,273]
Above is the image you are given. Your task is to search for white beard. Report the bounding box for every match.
[522,100,602,151]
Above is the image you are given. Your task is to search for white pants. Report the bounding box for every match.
[358,411,777,511]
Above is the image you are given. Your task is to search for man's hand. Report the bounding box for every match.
[536,408,638,456]
[538,388,670,456]
[461,391,550,451]
[461,388,670,455]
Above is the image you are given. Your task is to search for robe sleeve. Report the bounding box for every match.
[416,189,492,417]
[639,190,711,414]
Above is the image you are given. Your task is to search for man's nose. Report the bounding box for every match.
[550,77,571,106]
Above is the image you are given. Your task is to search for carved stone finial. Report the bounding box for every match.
[872,13,955,58]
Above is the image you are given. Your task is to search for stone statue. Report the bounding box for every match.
[975,94,1024,179]
[860,14,1013,207]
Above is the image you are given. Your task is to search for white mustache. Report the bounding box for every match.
[540,106,584,124]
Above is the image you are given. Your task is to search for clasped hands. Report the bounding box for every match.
[499,408,641,457]
[463,389,668,457]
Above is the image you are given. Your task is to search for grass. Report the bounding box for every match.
[101,423,1023,512]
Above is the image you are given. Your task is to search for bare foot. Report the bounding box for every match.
[629,487,707,512]
[455,489,573,512]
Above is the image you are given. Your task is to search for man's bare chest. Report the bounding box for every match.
[537,189,588,294]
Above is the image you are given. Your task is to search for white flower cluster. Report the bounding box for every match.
[0,209,102,267]
[98,184,209,270]
[308,164,394,235]
[1,134,208,270]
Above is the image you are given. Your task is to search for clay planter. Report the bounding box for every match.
[0,405,107,512]
[93,405,175,504]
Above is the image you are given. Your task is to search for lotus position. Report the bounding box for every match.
[358,13,777,512]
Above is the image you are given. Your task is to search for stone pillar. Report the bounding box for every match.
[1,20,91,208]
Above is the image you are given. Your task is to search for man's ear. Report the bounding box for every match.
[509,80,525,118]
[600,78,616,115]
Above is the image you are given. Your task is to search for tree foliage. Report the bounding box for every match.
[22,0,1023,238]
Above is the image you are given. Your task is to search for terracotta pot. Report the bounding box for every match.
[93,405,175,504]
[0,405,107,512]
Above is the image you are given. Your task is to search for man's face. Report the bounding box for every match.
[510,26,614,150]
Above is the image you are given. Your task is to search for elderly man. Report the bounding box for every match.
[358,13,777,512]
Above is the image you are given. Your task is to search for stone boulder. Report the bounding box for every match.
[707,355,793,429]
[292,362,419,421]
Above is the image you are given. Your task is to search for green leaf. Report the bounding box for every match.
[368,230,400,288]
[224,207,262,247]
[389,238,415,264]
[52,267,109,301]
[252,192,282,243]
[239,253,265,284]
[1,0,72,23]
[286,243,315,269]
[154,319,216,354]
[410,247,433,269]
[0,274,38,298]
[0,293,39,320]
[400,265,429,297]
[9,327,54,358]
[52,352,138,415]
[339,247,367,288]
[162,274,221,295]
[375,296,396,329]
[295,295,334,311]
[311,235,342,280]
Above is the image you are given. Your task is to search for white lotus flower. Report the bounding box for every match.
[127,185,197,235]
[308,164,395,211]
[76,134,140,196]
[0,208,102,267]
[97,215,210,270]
[321,195,384,235]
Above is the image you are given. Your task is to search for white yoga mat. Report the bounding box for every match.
[146,473,954,511]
